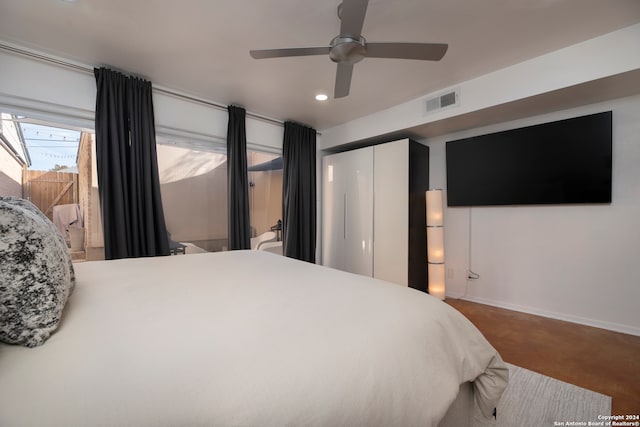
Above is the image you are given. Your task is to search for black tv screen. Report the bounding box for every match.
[446,111,612,207]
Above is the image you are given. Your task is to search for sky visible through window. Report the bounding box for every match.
[20,122,80,171]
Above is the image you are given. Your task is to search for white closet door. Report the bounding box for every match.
[322,147,374,277]
[343,147,374,276]
[374,140,409,285]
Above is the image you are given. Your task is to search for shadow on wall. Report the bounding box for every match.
[160,160,228,245]
[0,170,22,198]
[159,145,226,184]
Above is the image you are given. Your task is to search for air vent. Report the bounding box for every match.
[425,89,459,114]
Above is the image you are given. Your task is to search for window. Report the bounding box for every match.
[0,113,99,259]
[0,114,85,217]
[248,150,282,240]
[2,116,283,256]
[20,122,80,172]
[156,138,228,252]
[156,141,283,251]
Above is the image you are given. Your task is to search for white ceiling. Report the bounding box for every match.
[1,0,639,132]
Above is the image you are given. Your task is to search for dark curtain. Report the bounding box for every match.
[94,67,170,260]
[282,121,316,263]
[226,105,251,250]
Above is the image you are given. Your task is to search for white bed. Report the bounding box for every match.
[0,250,508,427]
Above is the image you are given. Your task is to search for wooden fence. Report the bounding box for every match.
[24,170,79,220]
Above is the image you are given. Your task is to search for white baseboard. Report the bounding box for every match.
[446,293,640,337]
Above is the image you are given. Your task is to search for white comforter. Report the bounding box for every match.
[0,251,507,427]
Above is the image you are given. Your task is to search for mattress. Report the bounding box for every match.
[0,250,508,426]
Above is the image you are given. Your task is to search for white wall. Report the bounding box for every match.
[423,95,640,336]
[0,147,23,197]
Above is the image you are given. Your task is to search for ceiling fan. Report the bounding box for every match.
[249,0,448,99]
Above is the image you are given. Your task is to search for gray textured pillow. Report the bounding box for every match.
[0,197,75,347]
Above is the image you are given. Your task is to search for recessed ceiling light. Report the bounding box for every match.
[315,94,328,101]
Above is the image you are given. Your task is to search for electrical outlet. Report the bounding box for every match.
[447,268,454,279]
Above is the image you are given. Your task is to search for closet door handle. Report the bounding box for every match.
[343,193,347,239]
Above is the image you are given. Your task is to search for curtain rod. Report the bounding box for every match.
[0,42,286,128]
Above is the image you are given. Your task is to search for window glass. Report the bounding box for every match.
[2,117,282,256]
[20,122,80,171]
[0,114,83,220]
[156,139,228,252]
[247,150,282,241]
[0,113,100,259]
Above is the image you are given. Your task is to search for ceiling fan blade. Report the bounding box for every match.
[334,63,354,98]
[250,47,331,59]
[365,43,448,61]
[339,0,369,38]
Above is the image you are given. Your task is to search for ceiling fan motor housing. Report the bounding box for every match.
[329,36,367,64]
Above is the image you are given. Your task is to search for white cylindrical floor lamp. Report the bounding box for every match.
[426,189,445,300]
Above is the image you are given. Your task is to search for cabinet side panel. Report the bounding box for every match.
[408,141,429,292]
[373,140,409,285]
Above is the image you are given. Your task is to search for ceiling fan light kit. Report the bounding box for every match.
[249,0,448,99]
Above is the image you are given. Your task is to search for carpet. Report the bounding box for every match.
[474,363,612,426]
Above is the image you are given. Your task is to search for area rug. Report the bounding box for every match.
[474,363,612,426]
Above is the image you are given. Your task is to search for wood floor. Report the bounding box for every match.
[446,299,640,415]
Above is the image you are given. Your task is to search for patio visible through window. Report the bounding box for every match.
[248,150,282,243]
[1,117,284,258]
[0,113,95,260]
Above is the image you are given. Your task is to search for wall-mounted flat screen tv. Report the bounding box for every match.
[446,111,612,207]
